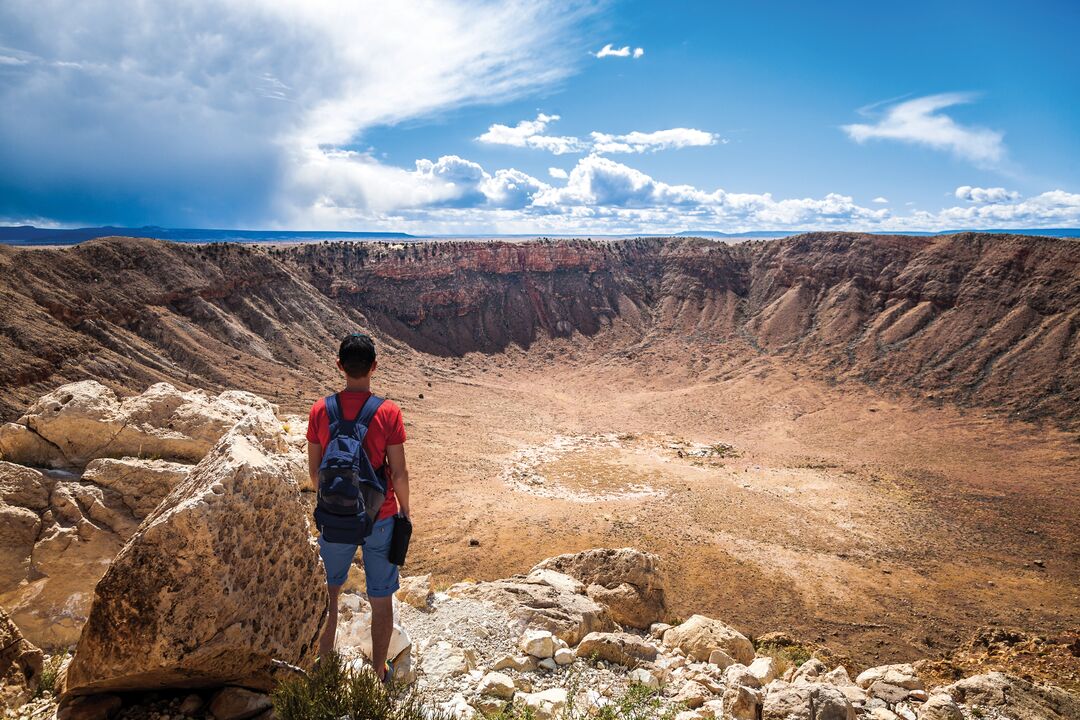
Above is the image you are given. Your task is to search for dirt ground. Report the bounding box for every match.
[348,334,1079,681]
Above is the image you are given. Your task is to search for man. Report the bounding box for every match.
[306,332,409,681]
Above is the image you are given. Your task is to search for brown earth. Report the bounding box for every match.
[0,233,1077,683]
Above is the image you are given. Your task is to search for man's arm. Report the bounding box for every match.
[385,443,409,518]
[307,441,323,488]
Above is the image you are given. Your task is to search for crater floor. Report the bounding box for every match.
[370,341,1079,671]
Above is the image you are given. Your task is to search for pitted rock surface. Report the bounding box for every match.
[63,415,325,695]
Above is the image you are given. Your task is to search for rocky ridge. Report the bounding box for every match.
[1,233,1077,427]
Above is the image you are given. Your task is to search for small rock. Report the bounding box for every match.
[440,693,477,719]
[793,657,827,682]
[722,684,762,720]
[553,648,574,666]
[208,687,272,720]
[650,622,673,639]
[468,538,480,547]
[538,657,558,671]
[395,574,433,610]
[575,631,658,667]
[869,709,900,720]
[707,649,735,669]
[472,695,505,715]
[629,668,660,690]
[672,680,711,710]
[420,641,477,679]
[491,654,535,672]
[748,656,778,684]
[662,615,755,665]
[868,682,910,705]
[178,694,204,715]
[916,694,962,720]
[520,629,557,658]
[822,666,853,686]
[855,664,924,692]
[517,687,567,720]
[56,694,123,720]
[723,664,762,689]
[477,671,516,699]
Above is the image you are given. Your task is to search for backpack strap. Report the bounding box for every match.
[325,393,344,438]
[356,394,385,430]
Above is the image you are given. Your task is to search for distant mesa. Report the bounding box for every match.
[0,225,415,246]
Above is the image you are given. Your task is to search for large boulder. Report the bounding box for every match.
[531,548,666,629]
[6,381,278,467]
[662,615,755,664]
[762,683,856,720]
[63,415,325,695]
[942,672,1080,720]
[446,573,613,646]
[0,606,44,709]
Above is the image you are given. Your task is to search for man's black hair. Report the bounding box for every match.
[339,332,376,378]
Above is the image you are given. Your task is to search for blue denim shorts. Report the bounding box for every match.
[318,516,400,597]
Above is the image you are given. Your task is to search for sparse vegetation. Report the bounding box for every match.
[273,655,679,720]
[272,653,448,720]
[591,683,680,720]
[35,651,69,698]
[753,639,813,675]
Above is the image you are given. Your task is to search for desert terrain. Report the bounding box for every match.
[0,232,1077,690]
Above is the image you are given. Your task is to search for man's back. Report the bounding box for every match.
[306,390,406,520]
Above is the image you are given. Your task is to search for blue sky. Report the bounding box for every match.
[1,0,1078,233]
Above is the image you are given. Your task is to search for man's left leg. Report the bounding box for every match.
[369,595,393,680]
[361,516,400,681]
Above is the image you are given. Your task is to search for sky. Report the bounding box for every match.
[1,0,1078,234]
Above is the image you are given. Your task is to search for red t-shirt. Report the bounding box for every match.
[306,391,406,520]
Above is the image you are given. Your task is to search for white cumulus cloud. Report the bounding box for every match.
[843,93,1005,167]
[478,115,721,155]
[590,128,721,153]
[548,167,569,180]
[872,197,889,203]
[954,185,1020,203]
[475,114,586,155]
[595,43,644,59]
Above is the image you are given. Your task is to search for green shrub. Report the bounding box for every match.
[271,653,448,720]
[591,682,679,720]
[35,652,69,698]
[754,642,812,675]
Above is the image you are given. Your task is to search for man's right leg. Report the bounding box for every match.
[317,535,360,658]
